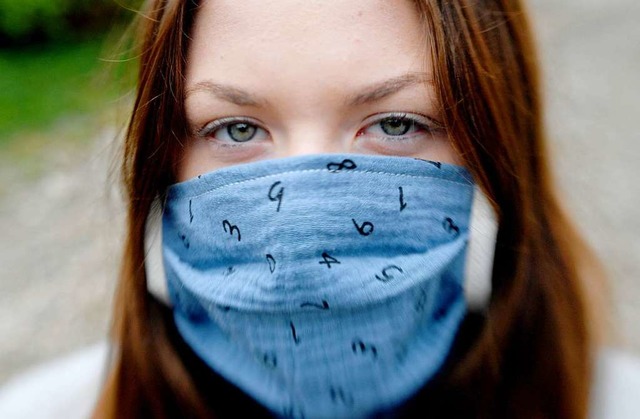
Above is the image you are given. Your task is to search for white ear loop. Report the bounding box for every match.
[463,187,498,311]
[146,188,499,310]
[145,202,172,306]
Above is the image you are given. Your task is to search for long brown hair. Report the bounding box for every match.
[95,0,598,417]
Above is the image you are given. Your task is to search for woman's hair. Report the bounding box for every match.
[95,0,599,418]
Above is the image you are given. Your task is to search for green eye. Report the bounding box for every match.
[380,117,413,136]
[227,123,257,142]
[197,117,268,145]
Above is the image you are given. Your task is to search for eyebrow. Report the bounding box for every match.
[185,72,432,107]
[185,81,268,107]
[346,72,433,106]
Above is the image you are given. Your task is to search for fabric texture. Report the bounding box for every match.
[163,154,476,418]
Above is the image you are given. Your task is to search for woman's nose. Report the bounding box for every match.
[279,132,345,158]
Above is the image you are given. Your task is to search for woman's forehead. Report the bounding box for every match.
[186,0,430,97]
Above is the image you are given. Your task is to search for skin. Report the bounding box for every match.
[178,0,459,181]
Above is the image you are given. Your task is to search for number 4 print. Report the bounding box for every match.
[319,251,341,268]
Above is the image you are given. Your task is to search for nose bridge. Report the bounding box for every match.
[280,124,343,157]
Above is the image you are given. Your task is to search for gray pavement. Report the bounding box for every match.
[0,0,638,384]
[530,0,640,349]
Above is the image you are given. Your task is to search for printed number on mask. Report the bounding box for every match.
[222,220,241,241]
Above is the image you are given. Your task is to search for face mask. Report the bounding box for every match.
[145,154,497,418]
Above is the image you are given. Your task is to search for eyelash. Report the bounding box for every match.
[195,113,443,144]
[196,116,262,139]
[358,112,443,139]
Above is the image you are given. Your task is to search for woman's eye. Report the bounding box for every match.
[379,117,415,136]
[359,113,439,140]
[226,123,258,142]
[197,118,268,144]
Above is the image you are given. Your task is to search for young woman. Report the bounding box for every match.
[94,0,605,417]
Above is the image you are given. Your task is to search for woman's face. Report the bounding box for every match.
[179,0,458,181]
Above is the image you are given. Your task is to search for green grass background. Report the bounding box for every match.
[0,36,126,144]
[0,35,134,189]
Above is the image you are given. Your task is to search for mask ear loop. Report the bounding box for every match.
[463,187,499,311]
[145,200,172,306]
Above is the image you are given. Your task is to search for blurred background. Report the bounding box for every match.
[0,0,638,385]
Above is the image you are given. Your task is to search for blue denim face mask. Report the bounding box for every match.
[145,154,497,418]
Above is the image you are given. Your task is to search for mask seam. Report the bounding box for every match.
[174,168,474,200]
